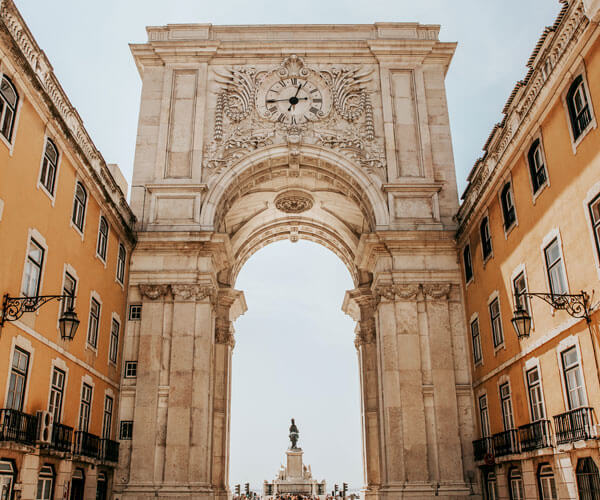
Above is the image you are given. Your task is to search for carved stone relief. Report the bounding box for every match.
[204,55,385,178]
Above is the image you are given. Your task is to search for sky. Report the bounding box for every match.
[12,0,562,492]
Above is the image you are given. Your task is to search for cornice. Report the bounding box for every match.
[456,0,589,239]
[0,0,136,242]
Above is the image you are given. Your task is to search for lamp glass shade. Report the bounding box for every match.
[59,309,80,340]
[511,307,532,339]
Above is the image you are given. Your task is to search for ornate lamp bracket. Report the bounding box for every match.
[1,293,74,326]
[517,290,592,323]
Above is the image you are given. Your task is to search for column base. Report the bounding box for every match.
[116,484,230,500]
[372,482,478,500]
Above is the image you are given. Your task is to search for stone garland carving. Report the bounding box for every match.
[204,55,385,177]
[139,284,170,300]
[374,283,453,303]
[171,284,215,302]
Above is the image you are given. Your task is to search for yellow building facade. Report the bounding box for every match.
[0,2,135,500]
[457,1,600,499]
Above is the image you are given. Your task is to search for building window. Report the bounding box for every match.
[87,298,101,349]
[501,182,517,230]
[0,75,18,142]
[527,139,547,194]
[109,319,119,364]
[538,464,558,500]
[120,421,133,440]
[78,383,92,432]
[588,193,600,262]
[48,367,65,423]
[128,304,142,321]
[480,217,493,259]
[567,75,592,140]
[500,382,515,430]
[513,271,530,314]
[102,396,113,439]
[485,471,498,500]
[96,216,108,261]
[489,297,504,348]
[527,366,546,422]
[22,238,44,297]
[471,318,482,365]
[576,457,600,500]
[479,394,490,437]
[61,272,76,315]
[463,244,473,283]
[0,461,15,500]
[6,347,30,411]
[35,465,54,500]
[509,468,525,500]
[544,238,567,295]
[116,244,126,284]
[39,139,59,196]
[561,346,587,410]
[124,361,137,378]
[71,182,87,232]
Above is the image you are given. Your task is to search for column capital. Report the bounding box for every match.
[373,283,420,303]
[139,284,170,300]
[354,317,376,349]
[171,283,216,302]
[422,283,452,300]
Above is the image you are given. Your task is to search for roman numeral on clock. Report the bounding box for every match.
[309,107,319,115]
[277,113,286,123]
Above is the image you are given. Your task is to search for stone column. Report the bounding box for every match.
[129,284,170,485]
[343,286,383,499]
[211,288,246,498]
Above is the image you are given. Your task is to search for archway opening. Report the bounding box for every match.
[230,240,362,496]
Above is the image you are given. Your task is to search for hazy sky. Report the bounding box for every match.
[12,0,562,492]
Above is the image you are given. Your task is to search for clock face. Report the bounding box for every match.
[263,77,327,125]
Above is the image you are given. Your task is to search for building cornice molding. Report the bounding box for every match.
[456,0,590,240]
[0,0,136,242]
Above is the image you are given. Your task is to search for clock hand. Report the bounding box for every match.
[293,83,303,98]
[266,98,292,103]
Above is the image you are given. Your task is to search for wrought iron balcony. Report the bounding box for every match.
[492,429,520,456]
[553,407,595,444]
[473,437,494,461]
[0,408,37,445]
[519,420,553,452]
[50,423,73,453]
[100,438,119,463]
[73,430,101,459]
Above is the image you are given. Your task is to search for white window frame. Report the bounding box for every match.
[70,181,88,240]
[470,313,483,366]
[509,467,525,500]
[58,264,79,332]
[3,336,34,412]
[525,133,549,202]
[95,214,109,265]
[77,376,94,433]
[557,336,588,411]
[46,358,68,425]
[562,67,597,153]
[538,463,558,500]
[86,292,102,352]
[499,179,518,236]
[102,392,114,439]
[540,228,570,300]
[499,378,515,431]
[478,393,491,437]
[0,71,22,153]
[584,182,600,279]
[108,314,120,366]
[21,229,48,299]
[479,213,493,263]
[523,358,547,423]
[488,291,504,351]
[116,242,126,286]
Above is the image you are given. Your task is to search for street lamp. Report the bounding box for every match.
[1,292,80,340]
[511,290,591,339]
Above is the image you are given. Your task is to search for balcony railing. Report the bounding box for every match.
[492,429,520,456]
[50,423,73,453]
[553,407,595,444]
[100,438,119,463]
[73,431,101,459]
[473,437,494,461]
[0,408,37,445]
[519,420,553,452]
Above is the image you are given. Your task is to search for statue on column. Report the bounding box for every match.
[289,418,299,449]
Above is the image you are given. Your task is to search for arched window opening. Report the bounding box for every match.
[0,461,15,500]
[72,182,87,232]
[0,75,18,142]
[509,467,525,500]
[527,139,547,194]
[480,217,493,259]
[40,139,59,195]
[501,183,516,230]
[577,457,600,500]
[485,471,498,500]
[35,465,54,500]
[538,463,558,500]
[567,75,592,140]
[97,216,109,260]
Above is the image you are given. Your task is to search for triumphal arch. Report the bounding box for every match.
[116,23,477,500]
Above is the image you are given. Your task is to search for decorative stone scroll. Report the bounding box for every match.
[274,190,314,214]
[139,284,170,300]
[422,283,452,300]
[374,283,453,303]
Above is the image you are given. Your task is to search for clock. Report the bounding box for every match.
[257,75,331,125]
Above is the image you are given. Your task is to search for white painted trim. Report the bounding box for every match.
[0,198,4,222]
[69,180,88,241]
[478,212,494,265]
[561,63,597,154]
[57,263,79,333]
[46,358,69,423]
[3,335,34,411]
[497,177,518,239]
[77,376,95,432]
[540,228,571,301]
[115,241,126,289]
[36,135,62,206]
[524,132,550,204]
[0,69,23,156]
[583,180,600,279]
[85,291,103,353]
[510,263,535,332]
[11,319,118,389]
[108,313,121,367]
[21,228,48,298]
[469,314,484,368]
[521,357,548,423]
[556,336,589,410]
[94,213,109,267]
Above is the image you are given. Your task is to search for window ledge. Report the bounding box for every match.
[95,252,107,268]
[70,220,85,241]
[37,182,56,206]
[85,343,98,355]
[571,120,596,154]
[493,343,506,356]
[0,133,14,155]
[532,182,549,205]
[504,221,518,239]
